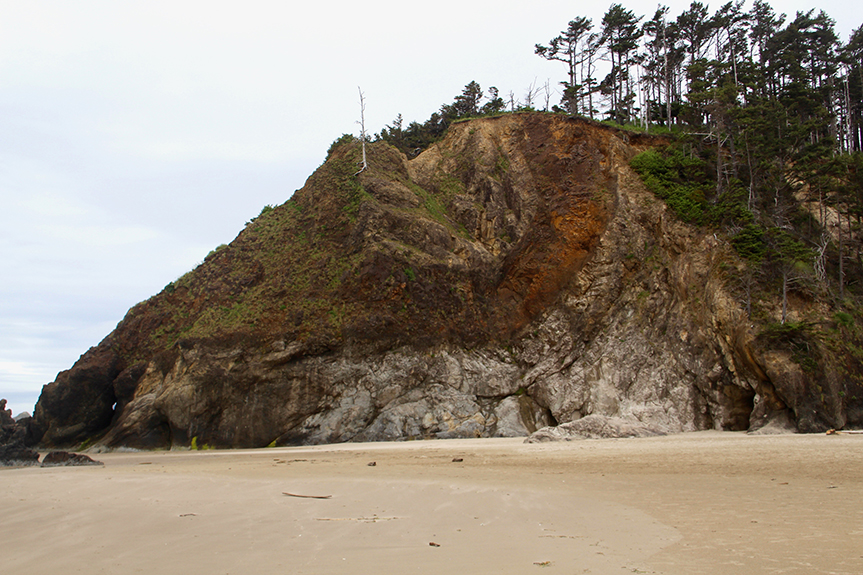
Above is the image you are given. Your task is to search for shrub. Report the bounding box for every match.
[246,204,276,226]
[632,146,754,233]
[631,148,710,224]
[731,224,767,262]
[758,321,820,372]
[327,134,355,158]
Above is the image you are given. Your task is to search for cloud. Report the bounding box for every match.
[0,359,45,384]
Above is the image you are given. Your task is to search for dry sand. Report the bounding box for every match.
[2,431,862,574]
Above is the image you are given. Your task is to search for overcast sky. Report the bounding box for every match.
[1,1,860,416]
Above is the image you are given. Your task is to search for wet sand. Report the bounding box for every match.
[2,431,862,574]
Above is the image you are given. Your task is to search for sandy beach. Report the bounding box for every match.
[2,431,862,574]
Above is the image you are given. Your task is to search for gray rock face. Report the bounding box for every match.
[526,415,667,442]
[102,347,551,448]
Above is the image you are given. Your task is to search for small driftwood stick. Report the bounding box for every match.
[282,492,332,499]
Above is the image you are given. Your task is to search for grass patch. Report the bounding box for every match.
[190,436,212,450]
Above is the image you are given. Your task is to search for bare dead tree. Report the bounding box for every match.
[355,87,368,175]
[814,233,829,284]
[524,78,542,109]
[507,90,517,112]
[542,79,554,111]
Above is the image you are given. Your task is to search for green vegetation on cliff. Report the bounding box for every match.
[118,130,516,366]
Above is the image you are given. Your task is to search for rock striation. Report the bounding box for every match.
[25,113,862,449]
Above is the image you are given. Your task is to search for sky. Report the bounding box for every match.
[1,1,861,417]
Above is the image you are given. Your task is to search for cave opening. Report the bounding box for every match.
[720,384,756,431]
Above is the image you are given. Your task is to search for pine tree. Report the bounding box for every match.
[601,4,644,123]
[536,17,594,114]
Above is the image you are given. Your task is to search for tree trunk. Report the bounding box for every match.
[663,24,672,127]
[610,48,618,120]
[745,133,755,210]
[838,207,845,301]
[355,87,368,175]
[716,127,724,195]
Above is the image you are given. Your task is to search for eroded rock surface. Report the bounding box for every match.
[526,415,666,442]
[27,114,859,449]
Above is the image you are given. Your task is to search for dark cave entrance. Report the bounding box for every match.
[719,384,756,431]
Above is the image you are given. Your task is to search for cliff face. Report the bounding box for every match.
[27,113,859,449]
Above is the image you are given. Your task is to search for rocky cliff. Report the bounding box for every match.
[26,113,863,449]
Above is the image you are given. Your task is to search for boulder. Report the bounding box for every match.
[41,451,103,467]
[525,415,667,442]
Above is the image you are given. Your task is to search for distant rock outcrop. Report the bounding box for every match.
[0,399,40,466]
[25,113,863,449]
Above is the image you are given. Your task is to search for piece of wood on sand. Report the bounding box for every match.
[282,492,332,499]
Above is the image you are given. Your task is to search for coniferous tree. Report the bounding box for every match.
[676,1,713,67]
[601,4,644,123]
[535,17,594,114]
[712,0,749,88]
[641,6,676,125]
[841,26,863,151]
[445,81,485,118]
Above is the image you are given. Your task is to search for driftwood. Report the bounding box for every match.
[282,492,332,499]
[315,516,400,522]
